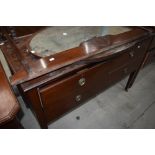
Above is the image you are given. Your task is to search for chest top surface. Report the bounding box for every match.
[0,26,150,87]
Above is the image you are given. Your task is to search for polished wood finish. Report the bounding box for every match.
[0,27,149,85]
[39,38,150,123]
[0,26,153,128]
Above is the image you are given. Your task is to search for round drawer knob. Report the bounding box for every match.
[137,45,141,49]
[75,95,82,102]
[79,78,86,86]
[129,52,134,58]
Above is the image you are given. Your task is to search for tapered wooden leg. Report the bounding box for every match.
[125,41,152,91]
[125,71,135,91]
[125,52,150,91]
[125,71,138,91]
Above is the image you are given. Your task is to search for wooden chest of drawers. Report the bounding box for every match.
[34,39,150,125]
[0,26,152,128]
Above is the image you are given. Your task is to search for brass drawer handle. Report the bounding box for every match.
[75,95,82,102]
[79,78,86,86]
[129,52,134,58]
[137,45,141,49]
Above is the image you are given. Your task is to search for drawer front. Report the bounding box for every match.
[39,40,149,123]
[107,41,149,85]
[106,40,149,70]
[107,39,151,82]
[39,73,83,122]
[107,40,150,84]
[81,63,109,93]
[134,39,151,56]
[108,60,140,85]
[39,61,110,122]
[83,42,147,93]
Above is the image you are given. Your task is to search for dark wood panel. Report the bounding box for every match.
[39,43,143,123]
[0,27,149,86]
[40,72,81,122]
[39,61,110,122]
[1,26,153,128]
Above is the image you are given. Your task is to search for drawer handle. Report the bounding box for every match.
[79,78,86,86]
[75,95,82,102]
[137,45,141,49]
[129,52,134,58]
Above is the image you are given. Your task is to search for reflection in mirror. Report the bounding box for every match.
[30,26,132,57]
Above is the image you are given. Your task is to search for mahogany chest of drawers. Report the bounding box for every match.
[0,26,154,128]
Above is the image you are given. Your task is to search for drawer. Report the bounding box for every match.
[82,44,146,93]
[107,39,151,72]
[107,40,148,70]
[134,39,151,56]
[107,41,148,85]
[39,61,110,122]
[39,73,83,122]
[39,40,149,123]
[80,62,109,94]
[108,59,140,85]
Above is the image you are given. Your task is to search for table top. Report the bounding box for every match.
[30,26,131,57]
[0,26,150,88]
